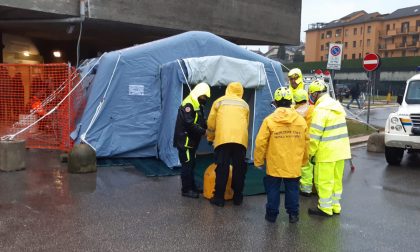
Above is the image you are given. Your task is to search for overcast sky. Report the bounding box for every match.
[245,0,420,53]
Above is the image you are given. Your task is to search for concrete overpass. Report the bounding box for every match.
[0,0,301,64]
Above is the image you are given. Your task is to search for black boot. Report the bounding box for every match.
[210,197,225,207]
[299,191,312,197]
[289,215,299,223]
[308,208,332,217]
[182,190,199,198]
[233,194,243,206]
[265,214,276,223]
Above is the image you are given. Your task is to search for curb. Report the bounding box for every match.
[350,136,369,147]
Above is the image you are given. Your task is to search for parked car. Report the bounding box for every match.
[335,84,350,99]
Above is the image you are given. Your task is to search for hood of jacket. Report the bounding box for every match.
[225,82,243,98]
[190,82,211,100]
[316,94,346,116]
[271,107,299,124]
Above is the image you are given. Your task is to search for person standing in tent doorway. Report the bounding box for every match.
[174,82,211,199]
[288,68,304,98]
[254,87,309,224]
[206,82,249,207]
[293,89,315,197]
[307,80,351,217]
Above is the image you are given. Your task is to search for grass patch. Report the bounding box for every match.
[346,119,378,137]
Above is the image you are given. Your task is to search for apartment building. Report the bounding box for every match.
[305,5,420,62]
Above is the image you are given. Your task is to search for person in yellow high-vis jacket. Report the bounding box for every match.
[307,80,351,217]
[288,68,304,98]
[254,87,309,224]
[293,89,315,197]
[207,82,249,207]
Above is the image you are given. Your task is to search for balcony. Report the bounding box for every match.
[378,41,420,51]
[378,43,397,51]
[380,27,420,38]
[406,26,420,34]
[406,41,420,50]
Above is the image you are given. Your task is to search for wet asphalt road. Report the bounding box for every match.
[0,147,420,251]
[346,106,398,129]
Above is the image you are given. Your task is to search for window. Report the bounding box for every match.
[360,26,363,34]
[353,41,356,47]
[335,29,342,37]
[414,34,419,43]
[321,45,324,51]
[326,31,332,38]
[386,24,390,31]
[321,56,323,61]
[344,54,348,60]
[353,28,357,35]
[321,33,324,39]
[344,42,348,48]
[336,41,341,44]
[402,22,409,33]
[367,26,372,33]
[360,40,362,46]
[405,80,420,104]
[359,53,362,59]
[392,23,395,29]
[326,42,330,49]
[345,29,348,36]
[367,39,371,46]
[352,54,356,59]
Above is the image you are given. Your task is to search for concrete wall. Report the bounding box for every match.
[1,0,301,45]
[334,71,417,82]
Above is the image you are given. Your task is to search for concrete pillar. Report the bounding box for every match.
[367,132,385,153]
[0,140,26,172]
[68,143,97,173]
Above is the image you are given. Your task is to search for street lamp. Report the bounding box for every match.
[53,51,61,58]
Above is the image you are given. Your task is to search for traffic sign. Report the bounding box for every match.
[363,53,380,72]
[327,43,343,70]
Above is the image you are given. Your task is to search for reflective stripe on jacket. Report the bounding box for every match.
[207,82,249,149]
[309,94,351,162]
[254,107,309,178]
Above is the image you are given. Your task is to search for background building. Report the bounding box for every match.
[305,5,420,62]
[265,43,305,63]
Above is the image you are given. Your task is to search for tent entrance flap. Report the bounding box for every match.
[184,56,267,88]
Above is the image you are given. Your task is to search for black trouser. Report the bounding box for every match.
[178,147,197,193]
[214,143,247,200]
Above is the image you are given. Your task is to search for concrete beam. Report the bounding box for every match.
[1,0,301,45]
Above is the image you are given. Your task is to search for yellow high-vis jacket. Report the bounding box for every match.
[289,81,304,98]
[254,107,309,178]
[207,82,249,149]
[309,94,351,162]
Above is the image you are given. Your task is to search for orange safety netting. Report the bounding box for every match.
[0,63,84,152]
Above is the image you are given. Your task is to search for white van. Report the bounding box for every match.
[384,73,420,165]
